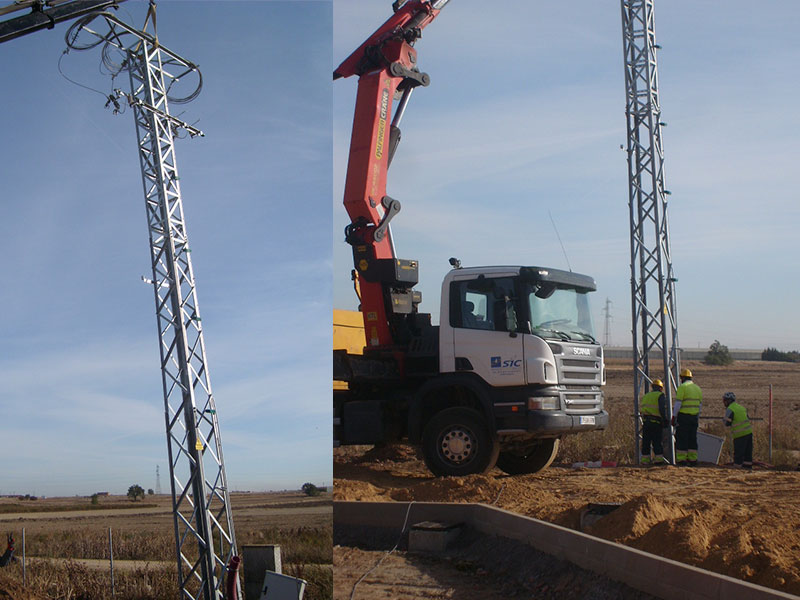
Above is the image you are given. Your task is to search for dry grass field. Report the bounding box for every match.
[0,491,332,599]
[334,359,800,597]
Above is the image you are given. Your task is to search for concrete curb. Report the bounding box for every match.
[334,501,798,600]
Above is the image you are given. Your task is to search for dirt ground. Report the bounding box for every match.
[334,360,800,597]
[334,532,657,600]
[0,491,332,536]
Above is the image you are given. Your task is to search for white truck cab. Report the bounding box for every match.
[408,265,608,475]
[440,265,604,392]
[334,264,608,477]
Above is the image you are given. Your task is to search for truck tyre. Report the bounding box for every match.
[496,439,560,475]
[422,407,499,477]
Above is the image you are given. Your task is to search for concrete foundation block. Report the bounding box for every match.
[408,520,463,553]
[242,545,282,600]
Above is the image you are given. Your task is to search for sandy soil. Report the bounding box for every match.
[334,360,800,596]
[334,525,658,600]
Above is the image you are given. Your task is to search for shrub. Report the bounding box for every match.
[704,340,734,365]
[301,483,321,497]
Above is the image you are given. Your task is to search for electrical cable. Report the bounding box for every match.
[60,7,203,111]
[348,501,415,600]
[492,483,506,505]
[57,50,107,99]
[64,12,107,50]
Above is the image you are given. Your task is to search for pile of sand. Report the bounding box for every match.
[335,444,800,596]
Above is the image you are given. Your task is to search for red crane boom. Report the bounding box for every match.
[335,0,448,350]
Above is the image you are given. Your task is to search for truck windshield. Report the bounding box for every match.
[526,285,596,343]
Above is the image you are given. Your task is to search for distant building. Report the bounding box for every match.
[604,347,763,361]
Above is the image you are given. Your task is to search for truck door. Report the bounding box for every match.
[450,276,525,386]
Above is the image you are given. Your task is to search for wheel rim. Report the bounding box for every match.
[440,426,474,464]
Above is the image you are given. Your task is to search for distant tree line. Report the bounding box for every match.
[762,347,800,363]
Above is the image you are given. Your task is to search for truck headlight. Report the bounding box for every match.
[528,397,559,410]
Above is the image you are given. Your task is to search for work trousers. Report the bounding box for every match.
[733,433,753,468]
[0,548,12,567]
[675,412,699,464]
[641,419,664,461]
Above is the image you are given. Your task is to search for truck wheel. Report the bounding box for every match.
[422,407,499,477]
[496,439,560,475]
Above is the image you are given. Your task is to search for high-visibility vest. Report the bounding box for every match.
[640,391,662,420]
[728,402,753,439]
[676,380,702,415]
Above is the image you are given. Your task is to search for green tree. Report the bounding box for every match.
[127,484,145,501]
[762,347,800,363]
[147,488,155,496]
[704,340,734,366]
[301,482,321,497]
[90,494,99,505]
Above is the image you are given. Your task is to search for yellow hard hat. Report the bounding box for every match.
[680,368,693,378]
[652,379,664,389]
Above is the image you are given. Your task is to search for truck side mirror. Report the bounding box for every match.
[535,283,556,299]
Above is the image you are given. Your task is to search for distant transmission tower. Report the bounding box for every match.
[621,0,680,465]
[602,298,613,347]
[65,7,240,599]
[155,465,162,496]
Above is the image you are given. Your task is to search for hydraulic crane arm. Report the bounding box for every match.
[0,0,123,44]
[336,0,448,349]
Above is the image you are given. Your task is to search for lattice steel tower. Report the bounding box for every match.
[66,8,239,599]
[620,0,681,464]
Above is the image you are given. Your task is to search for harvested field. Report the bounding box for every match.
[334,360,800,597]
[0,491,332,599]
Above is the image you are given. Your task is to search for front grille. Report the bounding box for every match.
[562,371,596,380]
[552,343,603,413]
[563,391,603,414]
[562,359,594,367]
[555,354,601,386]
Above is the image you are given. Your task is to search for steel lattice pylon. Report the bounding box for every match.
[66,11,239,599]
[620,0,681,465]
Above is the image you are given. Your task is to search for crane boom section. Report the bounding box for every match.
[336,0,445,349]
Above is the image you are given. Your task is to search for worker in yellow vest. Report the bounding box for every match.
[640,379,668,465]
[672,368,702,466]
[723,392,753,469]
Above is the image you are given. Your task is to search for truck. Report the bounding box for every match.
[333,0,608,477]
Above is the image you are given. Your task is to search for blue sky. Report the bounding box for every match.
[334,1,800,352]
[0,1,332,496]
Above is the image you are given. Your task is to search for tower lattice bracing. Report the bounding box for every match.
[620,0,681,464]
[66,11,239,599]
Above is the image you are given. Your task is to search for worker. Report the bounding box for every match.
[672,367,702,466]
[0,534,14,567]
[640,378,668,465]
[723,392,753,469]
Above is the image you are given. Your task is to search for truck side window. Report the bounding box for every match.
[451,278,518,332]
